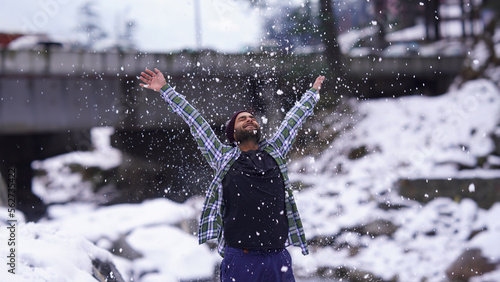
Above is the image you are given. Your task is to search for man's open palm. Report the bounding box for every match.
[313,75,325,91]
[139,68,167,92]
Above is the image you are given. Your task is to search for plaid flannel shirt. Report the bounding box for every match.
[160,84,319,257]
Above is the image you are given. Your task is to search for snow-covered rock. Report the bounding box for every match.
[0,221,124,282]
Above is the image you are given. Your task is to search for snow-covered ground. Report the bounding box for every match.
[3,24,500,280]
[1,75,499,281]
[289,78,500,281]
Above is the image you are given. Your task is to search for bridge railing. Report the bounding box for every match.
[0,49,322,76]
[0,49,464,77]
[0,49,464,134]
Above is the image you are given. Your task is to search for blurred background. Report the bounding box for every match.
[1,0,500,281]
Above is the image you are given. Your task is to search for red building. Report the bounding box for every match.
[0,33,24,48]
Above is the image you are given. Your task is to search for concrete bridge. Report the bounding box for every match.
[0,49,464,219]
[0,49,465,133]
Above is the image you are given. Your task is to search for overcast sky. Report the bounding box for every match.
[0,0,264,52]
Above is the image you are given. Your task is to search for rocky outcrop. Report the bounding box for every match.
[312,266,386,282]
[398,178,500,209]
[92,258,125,282]
[493,129,500,156]
[445,248,497,281]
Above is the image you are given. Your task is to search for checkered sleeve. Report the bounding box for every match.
[159,85,230,169]
[268,88,319,158]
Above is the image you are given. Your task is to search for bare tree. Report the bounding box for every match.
[318,0,343,78]
[454,0,500,87]
[245,0,343,77]
[77,1,108,49]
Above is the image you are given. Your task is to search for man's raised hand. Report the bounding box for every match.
[139,68,167,92]
[313,75,326,91]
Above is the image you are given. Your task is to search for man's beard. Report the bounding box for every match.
[235,127,261,144]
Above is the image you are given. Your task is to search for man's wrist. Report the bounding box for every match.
[160,84,170,92]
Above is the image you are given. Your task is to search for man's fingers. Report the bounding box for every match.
[139,68,165,91]
[317,76,325,84]
[312,75,325,90]
[141,72,152,80]
[145,68,156,76]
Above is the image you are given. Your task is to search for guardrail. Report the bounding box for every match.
[0,50,464,134]
[0,49,464,77]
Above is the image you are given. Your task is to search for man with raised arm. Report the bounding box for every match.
[139,68,325,281]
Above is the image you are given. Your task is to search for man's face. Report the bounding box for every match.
[233,112,261,143]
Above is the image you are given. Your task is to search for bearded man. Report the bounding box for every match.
[139,68,325,281]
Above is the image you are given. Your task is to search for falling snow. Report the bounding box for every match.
[1,75,499,281]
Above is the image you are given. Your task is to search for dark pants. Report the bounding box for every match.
[220,246,296,282]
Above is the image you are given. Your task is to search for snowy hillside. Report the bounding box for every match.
[289,79,500,281]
